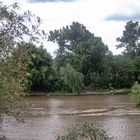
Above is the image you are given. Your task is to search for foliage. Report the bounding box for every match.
[134,56,140,82]
[48,22,93,71]
[130,81,140,107]
[91,75,110,90]
[0,47,29,119]
[57,122,111,140]
[116,21,140,82]
[0,2,46,118]
[111,55,135,88]
[1,1,140,110]
[49,22,109,87]
[60,64,84,93]
[20,43,54,92]
[117,20,140,58]
[48,21,140,90]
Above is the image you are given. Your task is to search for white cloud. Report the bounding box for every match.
[1,0,140,55]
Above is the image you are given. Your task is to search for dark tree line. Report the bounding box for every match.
[1,1,139,97]
[22,21,140,93]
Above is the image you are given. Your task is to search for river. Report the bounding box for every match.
[1,94,140,140]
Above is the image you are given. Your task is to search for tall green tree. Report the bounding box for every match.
[49,22,93,70]
[117,21,140,82]
[117,20,140,58]
[21,43,54,91]
[49,22,109,87]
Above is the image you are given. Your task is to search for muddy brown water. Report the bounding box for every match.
[1,94,140,140]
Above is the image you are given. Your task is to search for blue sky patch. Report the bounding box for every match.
[105,13,140,21]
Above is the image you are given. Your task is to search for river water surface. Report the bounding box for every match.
[1,94,140,140]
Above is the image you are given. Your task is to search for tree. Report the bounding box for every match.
[60,64,84,93]
[117,20,140,58]
[134,56,140,82]
[49,22,93,70]
[110,55,135,88]
[85,37,109,87]
[117,21,140,82]
[49,22,109,87]
[21,43,54,92]
[0,2,46,118]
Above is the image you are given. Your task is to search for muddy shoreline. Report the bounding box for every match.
[28,89,130,96]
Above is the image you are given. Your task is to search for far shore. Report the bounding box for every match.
[27,89,130,96]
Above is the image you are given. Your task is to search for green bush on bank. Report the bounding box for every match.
[130,82,140,107]
[57,122,111,140]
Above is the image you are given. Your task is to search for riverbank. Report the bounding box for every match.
[27,89,130,96]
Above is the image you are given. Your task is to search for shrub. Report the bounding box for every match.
[130,81,140,107]
[57,122,111,140]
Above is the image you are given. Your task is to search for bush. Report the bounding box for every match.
[130,81,140,107]
[57,122,111,140]
[91,75,110,90]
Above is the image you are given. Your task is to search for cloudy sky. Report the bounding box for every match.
[2,0,140,55]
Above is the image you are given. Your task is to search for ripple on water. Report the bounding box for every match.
[1,95,140,140]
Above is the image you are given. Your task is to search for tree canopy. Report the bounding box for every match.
[117,20,140,58]
[22,43,54,91]
[49,22,110,87]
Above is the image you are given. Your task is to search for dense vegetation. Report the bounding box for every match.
[130,81,140,107]
[0,2,140,140]
[0,2,46,118]
[0,1,140,116]
[26,21,140,92]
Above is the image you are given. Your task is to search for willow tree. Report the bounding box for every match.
[60,64,84,93]
[0,2,46,118]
